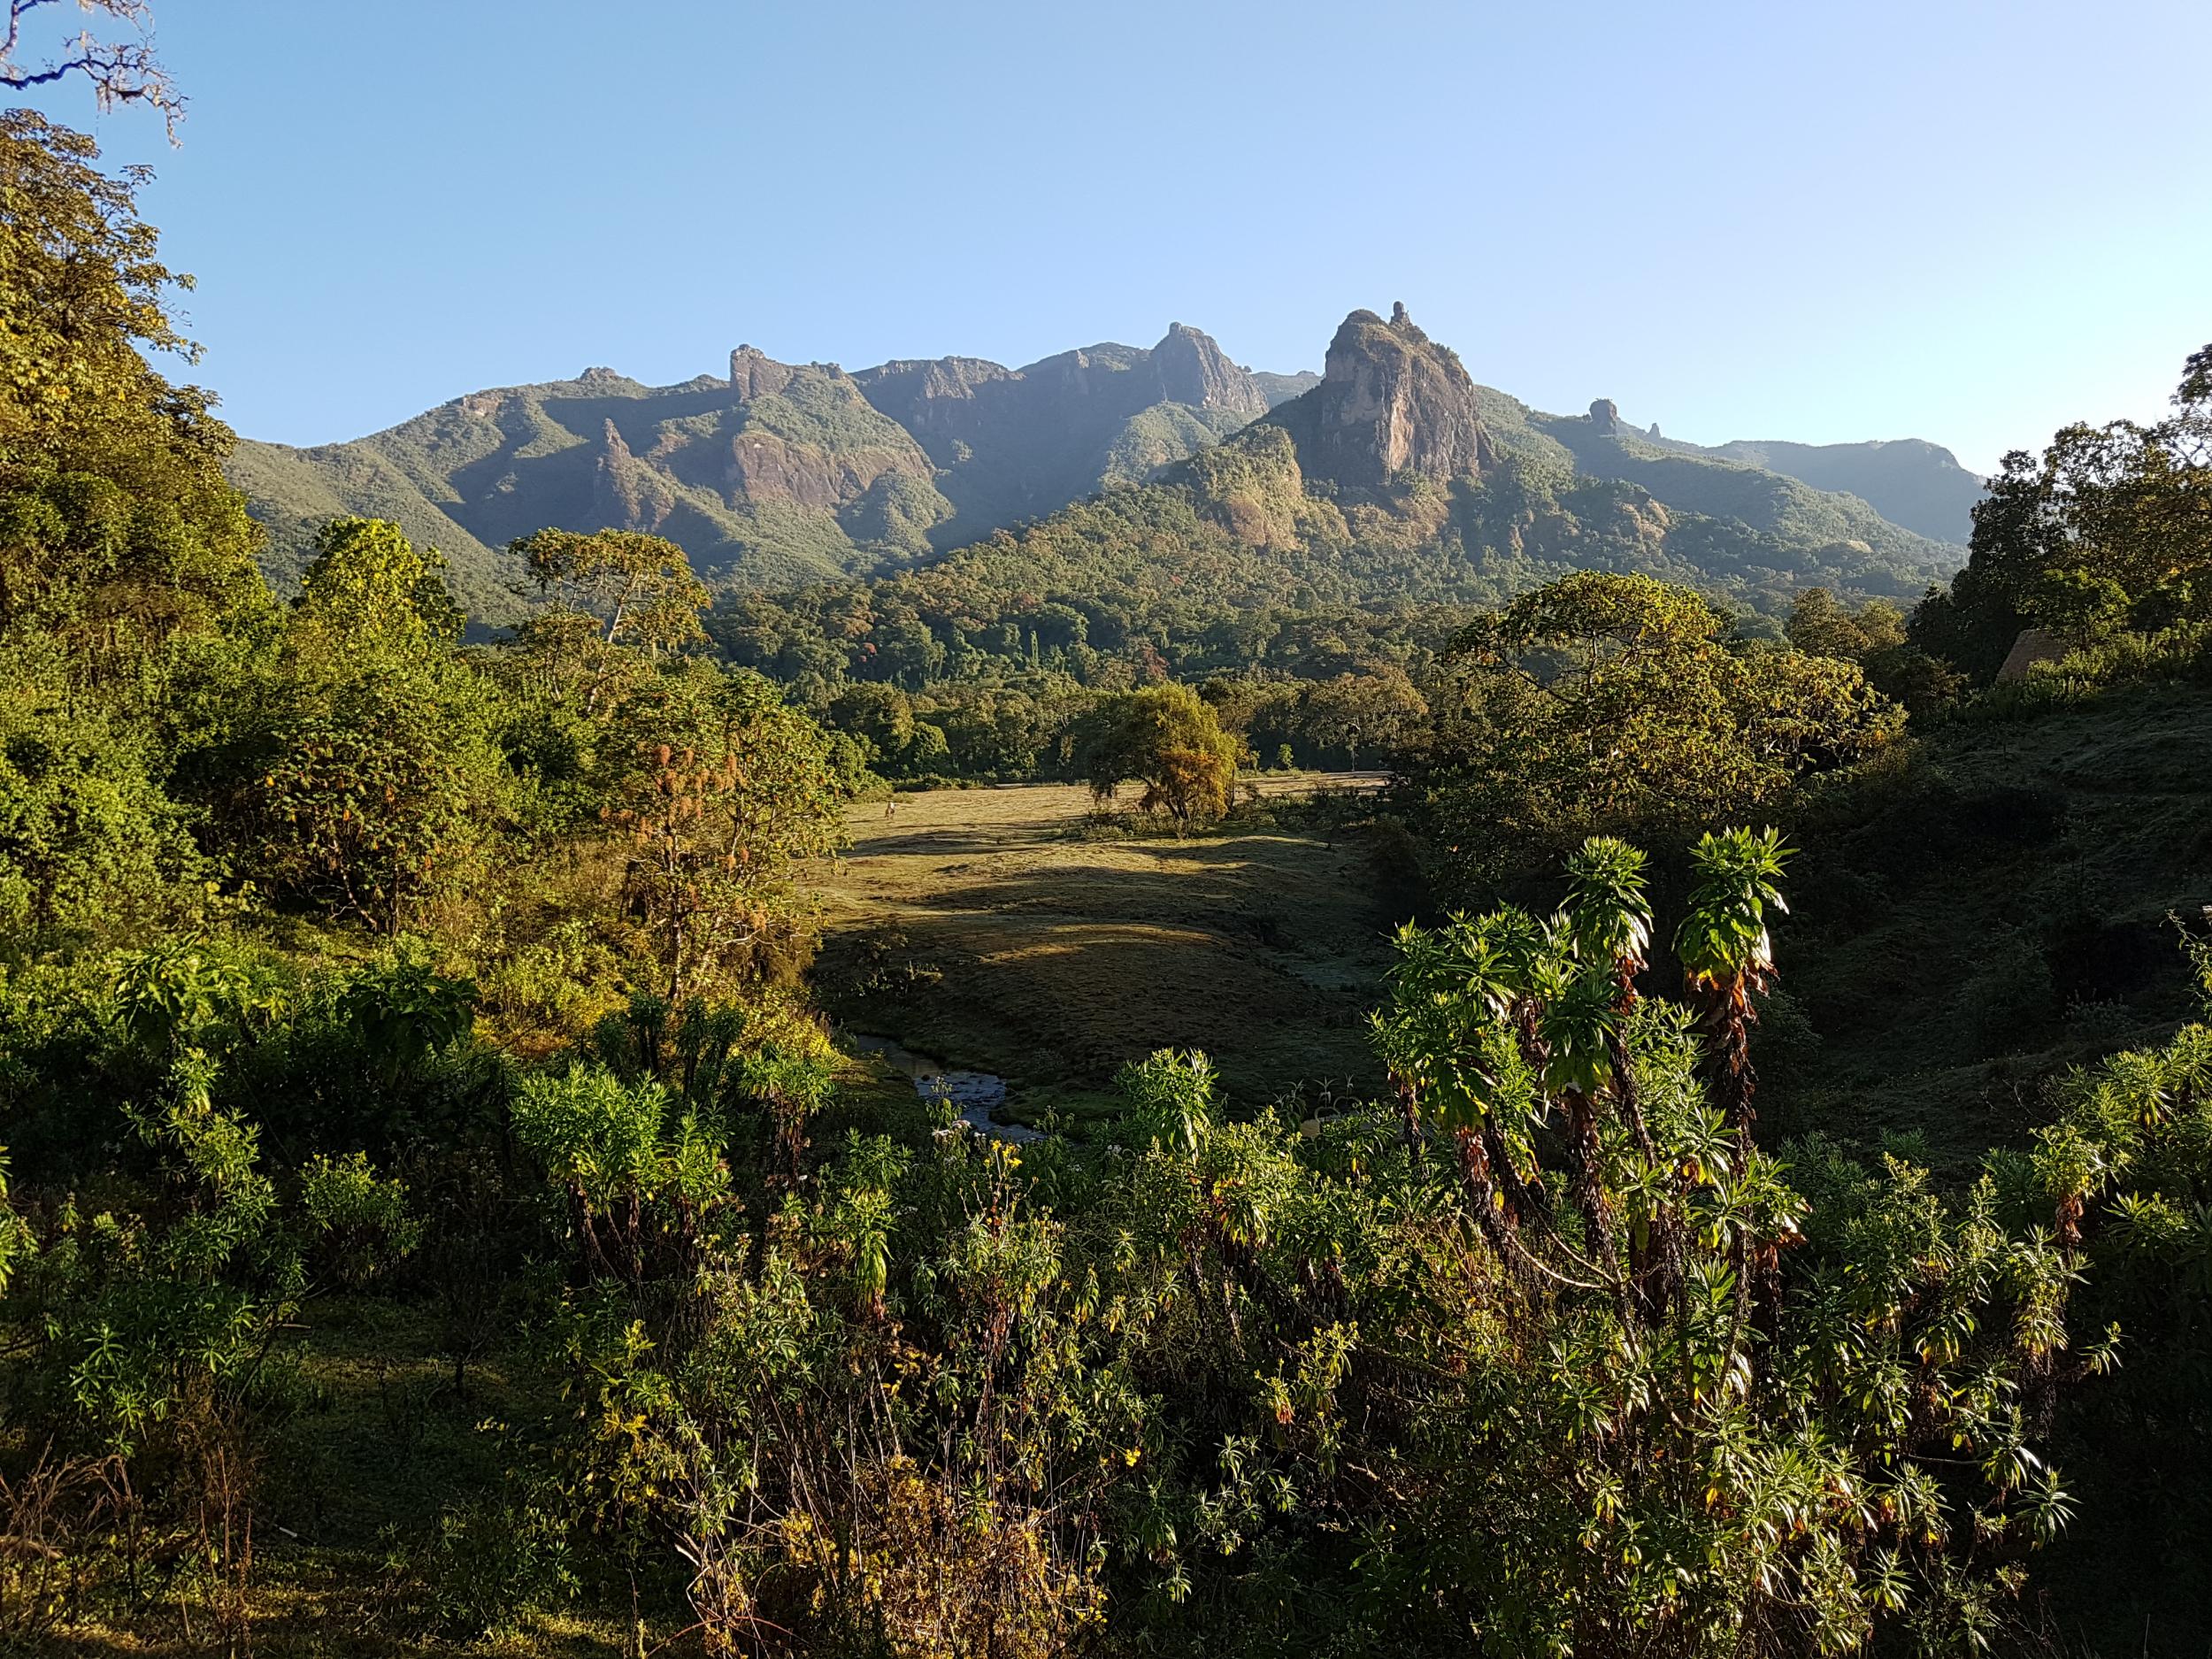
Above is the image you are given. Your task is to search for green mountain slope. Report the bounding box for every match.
[713,307,1966,691]
[227,434,513,615]
[227,326,1289,604]
[1694,435,1984,543]
[1531,409,1952,588]
[1577,398,1985,543]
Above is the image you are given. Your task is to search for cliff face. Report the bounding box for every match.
[1266,303,1494,491]
[234,324,1294,591]
[849,323,1268,537]
[1151,323,1270,416]
[852,323,1263,449]
[593,418,677,533]
[710,354,940,515]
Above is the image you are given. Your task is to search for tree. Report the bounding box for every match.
[506,528,710,718]
[1786,587,1904,662]
[230,519,505,933]
[1674,827,1791,1144]
[598,664,847,1000]
[0,673,204,945]
[0,108,265,945]
[1409,572,1900,886]
[296,516,464,646]
[1911,343,2212,680]
[1301,665,1427,768]
[511,527,708,656]
[0,1,178,129]
[1074,681,1240,832]
[827,680,915,770]
[0,113,264,667]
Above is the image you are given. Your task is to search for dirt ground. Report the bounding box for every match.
[808,775,1403,1117]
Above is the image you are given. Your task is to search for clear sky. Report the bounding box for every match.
[27,0,2212,474]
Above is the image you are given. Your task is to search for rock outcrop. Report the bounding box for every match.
[845,324,1272,537]
[593,419,676,532]
[853,323,1263,442]
[1151,323,1269,416]
[714,357,941,518]
[728,345,796,400]
[1265,303,1494,490]
[1589,398,1621,435]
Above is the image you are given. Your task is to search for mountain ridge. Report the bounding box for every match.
[229,311,1978,622]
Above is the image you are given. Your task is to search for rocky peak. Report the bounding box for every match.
[594,418,673,531]
[1150,323,1268,416]
[729,344,797,401]
[1287,303,1491,489]
[1589,398,1621,435]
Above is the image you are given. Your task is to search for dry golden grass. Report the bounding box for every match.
[809,775,1403,1112]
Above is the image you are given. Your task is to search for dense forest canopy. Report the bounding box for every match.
[4,29,2212,1657]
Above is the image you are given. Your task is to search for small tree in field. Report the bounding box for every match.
[599,664,846,1001]
[1076,682,1240,833]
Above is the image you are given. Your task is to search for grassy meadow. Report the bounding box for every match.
[808,774,1407,1124]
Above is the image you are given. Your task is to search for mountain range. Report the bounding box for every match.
[228,311,1983,621]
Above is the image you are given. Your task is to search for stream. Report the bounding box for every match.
[841,1033,1046,1143]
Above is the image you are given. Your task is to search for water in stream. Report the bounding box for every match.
[841,1033,1045,1143]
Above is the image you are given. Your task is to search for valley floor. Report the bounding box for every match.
[808,774,1403,1122]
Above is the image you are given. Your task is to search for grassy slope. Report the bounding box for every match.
[808,777,1406,1118]
[1692,435,1983,546]
[1530,410,1954,573]
[1763,682,2212,1172]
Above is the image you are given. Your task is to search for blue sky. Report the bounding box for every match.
[29,0,2212,474]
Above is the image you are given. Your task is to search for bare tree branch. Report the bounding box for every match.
[2,0,181,138]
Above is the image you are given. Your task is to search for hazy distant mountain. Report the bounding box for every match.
[1574,399,1985,544]
[1252,369,1321,407]
[228,313,1972,621]
[1679,436,1983,544]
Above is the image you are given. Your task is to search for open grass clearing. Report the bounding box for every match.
[808,774,1407,1125]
